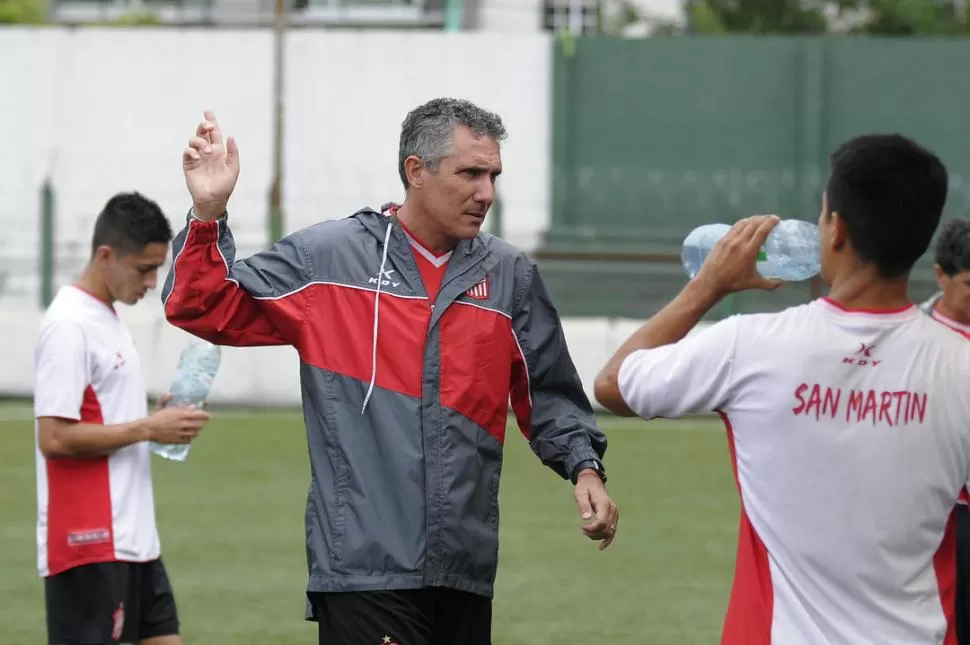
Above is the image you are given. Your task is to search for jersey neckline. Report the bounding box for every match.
[67,284,117,316]
[930,307,970,335]
[819,297,917,318]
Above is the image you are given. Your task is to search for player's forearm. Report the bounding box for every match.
[41,419,150,460]
[595,278,722,415]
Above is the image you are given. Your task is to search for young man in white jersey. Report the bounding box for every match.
[920,218,970,644]
[921,219,970,338]
[595,134,970,644]
[34,192,211,645]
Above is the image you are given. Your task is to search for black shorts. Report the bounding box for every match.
[44,558,179,645]
[308,587,492,645]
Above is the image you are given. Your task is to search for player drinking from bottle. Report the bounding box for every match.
[597,134,970,644]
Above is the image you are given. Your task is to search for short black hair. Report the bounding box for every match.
[91,192,173,257]
[934,218,970,277]
[826,133,949,279]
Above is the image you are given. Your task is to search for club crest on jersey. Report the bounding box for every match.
[465,276,489,301]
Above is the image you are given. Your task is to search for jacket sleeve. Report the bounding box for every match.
[509,259,607,481]
[161,212,311,348]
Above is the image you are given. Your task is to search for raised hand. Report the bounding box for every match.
[695,214,784,296]
[182,110,240,221]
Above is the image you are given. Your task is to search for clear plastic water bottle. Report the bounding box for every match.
[151,337,222,463]
[681,219,821,281]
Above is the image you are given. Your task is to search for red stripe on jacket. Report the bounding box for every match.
[164,220,305,347]
[167,220,530,444]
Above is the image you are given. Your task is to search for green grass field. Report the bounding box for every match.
[0,405,741,644]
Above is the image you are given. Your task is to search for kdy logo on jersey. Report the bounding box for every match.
[465,276,489,301]
[842,342,880,367]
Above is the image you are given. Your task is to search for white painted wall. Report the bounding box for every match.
[0,28,553,309]
[479,0,542,31]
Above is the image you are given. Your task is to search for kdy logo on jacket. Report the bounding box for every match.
[465,276,489,301]
[369,268,400,288]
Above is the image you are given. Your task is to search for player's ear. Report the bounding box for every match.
[829,211,848,252]
[92,244,114,266]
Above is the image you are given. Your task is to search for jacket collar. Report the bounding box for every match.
[352,204,488,262]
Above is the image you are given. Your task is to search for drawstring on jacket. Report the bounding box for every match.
[361,221,393,414]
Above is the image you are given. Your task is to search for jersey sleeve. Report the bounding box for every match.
[617,315,741,420]
[34,320,89,421]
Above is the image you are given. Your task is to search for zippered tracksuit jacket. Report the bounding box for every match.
[161,206,608,602]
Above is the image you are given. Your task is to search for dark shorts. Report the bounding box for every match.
[45,558,179,645]
[308,588,492,645]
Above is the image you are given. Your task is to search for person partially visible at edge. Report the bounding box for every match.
[920,217,970,645]
[161,99,617,645]
[595,134,970,644]
[34,192,211,645]
[921,218,970,335]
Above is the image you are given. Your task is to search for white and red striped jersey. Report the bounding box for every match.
[926,306,970,505]
[618,297,970,644]
[33,285,160,578]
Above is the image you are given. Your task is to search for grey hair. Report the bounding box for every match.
[398,98,508,190]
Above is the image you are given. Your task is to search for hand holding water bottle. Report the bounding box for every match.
[682,216,820,282]
[151,337,222,462]
[693,215,786,297]
[144,394,210,445]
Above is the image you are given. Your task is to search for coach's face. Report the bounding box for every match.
[99,242,168,306]
[422,125,502,243]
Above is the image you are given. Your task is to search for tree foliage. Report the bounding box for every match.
[688,0,970,35]
[845,0,970,35]
[690,0,831,33]
[0,0,47,24]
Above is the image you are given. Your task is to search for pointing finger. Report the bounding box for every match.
[204,110,223,146]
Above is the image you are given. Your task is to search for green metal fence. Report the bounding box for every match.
[540,35,970,319]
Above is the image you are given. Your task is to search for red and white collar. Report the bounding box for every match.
[931,307,970,335]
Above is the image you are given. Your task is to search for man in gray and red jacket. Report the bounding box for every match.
[163,99,617,645]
